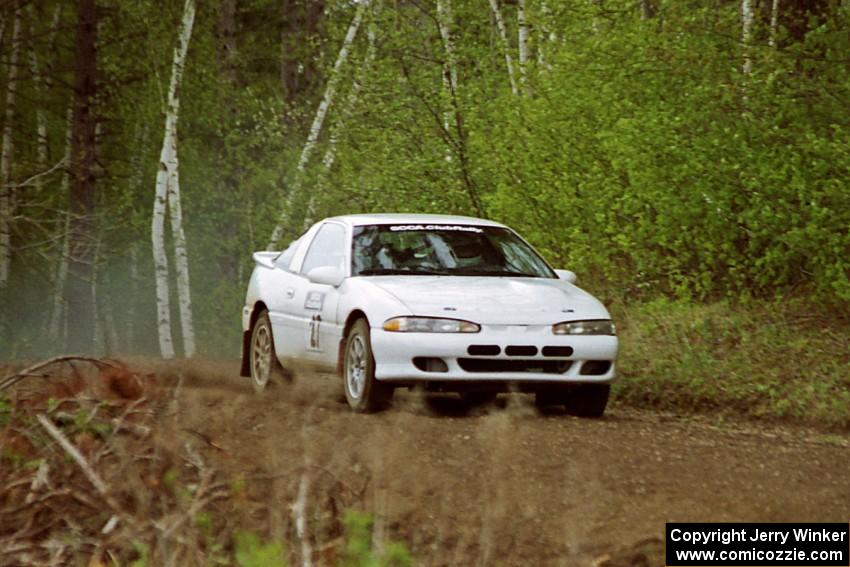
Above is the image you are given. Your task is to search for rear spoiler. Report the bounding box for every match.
[252,251,277,269]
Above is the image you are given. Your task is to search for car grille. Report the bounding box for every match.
[541,346,574,357]
[504,345,537,356]
[467,344,501,356]
[457,358,572,374]
[468,345,574,358]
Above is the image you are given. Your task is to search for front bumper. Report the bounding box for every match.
[370,324,618,384]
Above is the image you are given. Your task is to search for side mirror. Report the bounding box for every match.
[307,266,345,287]
[554,269,577,284]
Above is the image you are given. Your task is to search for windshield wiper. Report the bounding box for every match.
[454,269,540,277]
[358,268,450,276]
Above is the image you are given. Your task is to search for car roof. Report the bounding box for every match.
[325,213,507,227]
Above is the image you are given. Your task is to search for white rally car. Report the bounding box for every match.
[241,214,618,415]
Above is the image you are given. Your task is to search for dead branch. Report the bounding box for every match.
[2,158,67,189]
[182,428,225,451]
[36,414,109,496]
[0,356,118,392]
[293,472,313,567]
[5,489,72,516]
[158,468,219,541]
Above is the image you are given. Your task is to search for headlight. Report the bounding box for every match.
[383,317,480,333]
[552,320,616,335]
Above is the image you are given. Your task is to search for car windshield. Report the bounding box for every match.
[351,224,555,278]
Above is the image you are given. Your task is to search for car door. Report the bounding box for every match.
[264,234,311,362]
[294,221,347,369]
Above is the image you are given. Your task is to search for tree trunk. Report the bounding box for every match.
[0,9,21,292]
[436,0,485,217]
[49,213,71,349]
[92,234,103,355]
[268,0,367,249]
[487,0,519,95]
[64,0,98,354]
[741,0,754,76]
[27,3,61,194]
[169,0,197,358]
[125,126,147,352]
[152,0,196,359]
[436,0,459,161]
[167,161,196,358]
[48,108,74,349]
[305,17,379,227]
[217,0,238,84]
[98,266,119,356]
[769,0,780,47]
[151,163,173,358]
[517,0,529,88]
[126,243,139,351]
[28,46,49,193]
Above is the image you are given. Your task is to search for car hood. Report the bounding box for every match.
[364,276,610,325]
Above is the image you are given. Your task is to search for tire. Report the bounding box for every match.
[249,311,284,393]
[563,384,610,418]
[343,319,393,412]
[534,387,568,408]
[459,391,498,406]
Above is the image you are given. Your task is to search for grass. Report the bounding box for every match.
[611,297,850,427]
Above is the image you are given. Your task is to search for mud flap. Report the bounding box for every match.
[240,330,251,377]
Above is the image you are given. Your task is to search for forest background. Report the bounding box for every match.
[0,0,848,423]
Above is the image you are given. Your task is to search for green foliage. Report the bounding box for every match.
[128,541,151,567]
[1,0,848,358]
[0,397,11,427]
[340,510,412,567]
[69,405,112,438]
[233,531,287,567]
[613,297,850,426]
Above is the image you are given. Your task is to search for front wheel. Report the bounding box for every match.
[563,384,610,418]
[343,319,392,412]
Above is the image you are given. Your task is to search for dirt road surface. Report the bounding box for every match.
[169,360,850,566]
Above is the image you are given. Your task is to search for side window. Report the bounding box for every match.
[301,223,346,275]
[274,237,302,271]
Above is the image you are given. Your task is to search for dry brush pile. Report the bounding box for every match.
[0,357,413,566]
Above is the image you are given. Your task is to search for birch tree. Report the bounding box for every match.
[152,163,174,358]
[436,0,459,161]
[517,0,529,88]
[537,1,558,68]
[436,0,459,96]
[152,0,196,359]
[167,152,195,357]
[0,9,21,291]
[741,0,755,75]
[267,0,368,249]
[304,19,379,227]
[769,0,780,47]
[436,0,485,216]
[488,0,519,95]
